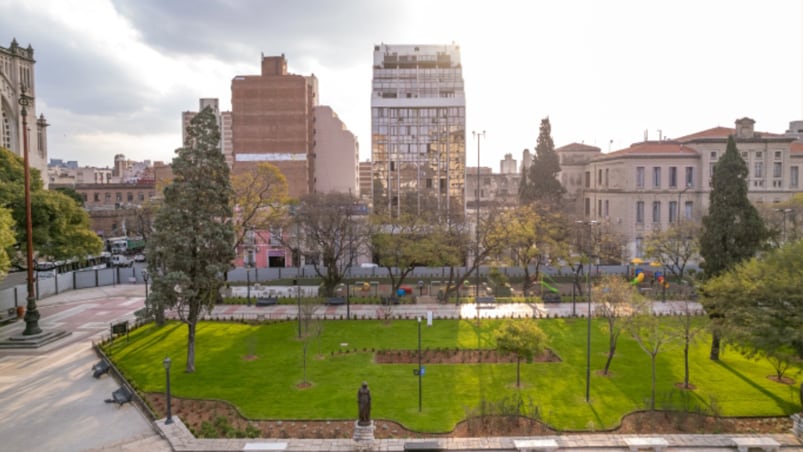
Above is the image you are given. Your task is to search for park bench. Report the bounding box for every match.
[91,360,110,379]
[623,436,668,451]
[513,439,559,452]
[403,440,442,451]
[476,296,496,308]
[104,386,133,406]
[256,297,278,306]
[730,436,780,452]
[326,297,346,305]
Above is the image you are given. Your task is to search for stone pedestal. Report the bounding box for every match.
[353,420,375,443]
[792,413,802,440]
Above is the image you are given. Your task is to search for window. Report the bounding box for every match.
[94,193,100,202]
[604,200,609,217]
[652,201,661,223]
[669,167,677,188]
[791,166,799,188]
[138,193,145,202]
[653,167,661,188]
[756,151,762,158]
[636,167,645,188]
[636,201,644,223]
[710,151,717,160]
[585,198,591,216]
[685,167,694,187]
[773,162,782,178]
[598,199,602,216]
[105,193,111,202]
[127,192,134,202]
[754,162,763,178]
[605,169,609,187]
[669,201,677,223]
[775,151,782,159]
[684,201,693,219]
[116,193,122,202]
[585,171,590,188]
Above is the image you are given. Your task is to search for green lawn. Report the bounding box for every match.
[105,317,801,432]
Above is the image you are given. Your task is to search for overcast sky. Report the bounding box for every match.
[2,0,802,169]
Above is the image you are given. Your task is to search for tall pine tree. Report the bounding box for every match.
[699,134,768,360]
[146,106,235,373]
[519,117,565,208]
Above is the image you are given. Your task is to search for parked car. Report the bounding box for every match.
[133,254,146,262]
[541,291,562,303]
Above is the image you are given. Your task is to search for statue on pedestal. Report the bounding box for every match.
[357,381,371,426]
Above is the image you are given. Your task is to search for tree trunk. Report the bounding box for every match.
[650,354,657,410]
[603,342,615,375]
[186,322,196,373]
[683,341,690,389]
[522,266,532,297]
[709,332,720,361]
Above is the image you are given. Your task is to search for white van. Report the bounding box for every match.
[111,255,132,267]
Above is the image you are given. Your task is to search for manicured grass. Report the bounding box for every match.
[105,317,801,432]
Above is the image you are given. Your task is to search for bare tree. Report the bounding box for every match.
[593,274,642,375]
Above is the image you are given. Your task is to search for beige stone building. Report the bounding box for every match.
[565,118,803,259]
[313,106,359,195]
[1,38,49,185]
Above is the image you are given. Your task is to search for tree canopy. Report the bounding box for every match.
[519,117,565,208]
[291,192,364,296]
[495,319,548,387]
[146,106,235,373]
[231,162,289,250]
[0,147,102,266]
[0,207,14,275]
[699,135,767,278]
[701,239,803,407]
[699,135,768,360]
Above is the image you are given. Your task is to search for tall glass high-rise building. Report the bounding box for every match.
[371,44,466,218]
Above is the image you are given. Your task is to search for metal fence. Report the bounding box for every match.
[1,263,635,313]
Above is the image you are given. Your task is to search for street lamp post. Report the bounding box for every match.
[19,86,41,336]
[576,219,597,403]
[163,356,173,425]
[142,269,149,302]
[417,317,422,413]
[472,130,485,321]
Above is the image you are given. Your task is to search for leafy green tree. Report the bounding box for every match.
[489,205,566,297]
[699,135,768,360]
[231,162,289,250]
[291,192,364,296]
[593,274,642,375]
[53,187,84,207]
[368,213,438,299]
[146,106,235,373]
[0,148,102,266]
[701,240,803,408]
[495,319,548,387]
[628,302,673,410]
[644,220,701,281]
[0,207,15,275]
[519,117,565,208]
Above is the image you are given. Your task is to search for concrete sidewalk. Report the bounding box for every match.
[0,283,800,451]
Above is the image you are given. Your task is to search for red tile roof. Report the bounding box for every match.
[676,126,786,141]
[556,142,601,153]
[600,141,699,159]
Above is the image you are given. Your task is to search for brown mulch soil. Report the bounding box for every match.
[141,349,795,439]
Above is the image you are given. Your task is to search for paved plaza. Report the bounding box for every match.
[0,283,800,451]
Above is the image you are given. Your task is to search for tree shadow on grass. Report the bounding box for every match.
[714,360,798,412]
